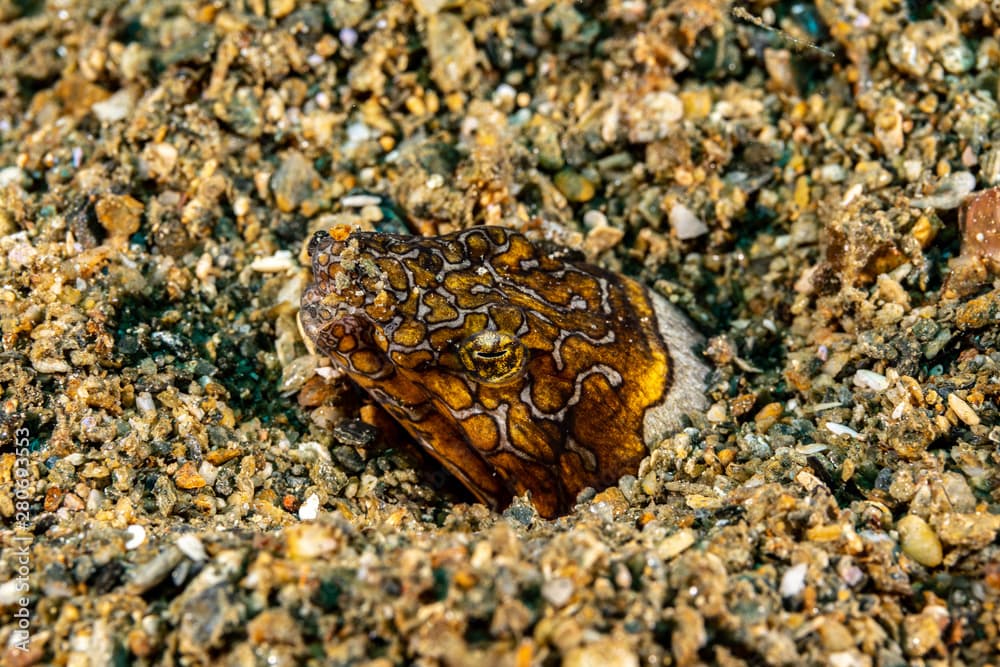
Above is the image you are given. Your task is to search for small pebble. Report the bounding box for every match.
[136,392,156,414]
[954,287,1000,330]
[553,169,597,202]
[706,402,727,423]
[0,166,27,187]
[541,577,575,607]
[198,461,218,487]
[947,392,980,426]
[657,528,696,559]
[628,91,683,143]
[896,514,943,567]
[938,41,974,74]
[753,402,783,432]
[901,159,923,182]
[582,209,608,229]
[911,171,977,210]
[338,28,358,48]
[669,203,708,240]
[0,579,22,605]
[679,88,712,120]
[903,605,948,657]
[410,0,446,14]
[91,88,136,122]
[33,358,72,374]
[583,224,624,255]
[175,534,207,562]
[827,651,870,667]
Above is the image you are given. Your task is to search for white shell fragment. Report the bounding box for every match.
[852,369,889,392]
[125,524,147,550]
[250,250,295,272]
[825,422,862,439]
[298,493,321,521]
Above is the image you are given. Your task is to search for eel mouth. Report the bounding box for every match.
[299,277,374,358]
[302,227,391,358]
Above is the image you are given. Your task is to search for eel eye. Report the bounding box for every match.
[458,330,527,385]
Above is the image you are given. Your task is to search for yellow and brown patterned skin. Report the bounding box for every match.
[300,224,708,518]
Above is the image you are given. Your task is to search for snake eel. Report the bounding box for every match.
[300,225,708,517]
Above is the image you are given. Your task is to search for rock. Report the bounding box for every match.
[95,193,144,243]
[269,0,295,19]
[271,151,321,213]
[174,462,207,490]
[583,223,624,255]
[679,89,712,120]
[410,0,445,16]
[426,13,477,93]
[911,171,977,210]
[327,0,370,27]
[32,358,72,374]
[954,287,1000,330]
[887,22,934,78]
[286,523,341,559]
[125,525,147,550]
[214,86,263,139]
[938,40,974,73]
[140,142,178,181]
[657,528,696,559]
[627,91,683,143]
[91,88,136,122]
[0,166,26,188]
[127,546,185,594]
[564,639,639,667]
[526,115,565,171]
[934,512,1000,549]
[779,562,809,598]
[957,186,1000,269]
[902,605,948,657]
[298,493,320,521]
